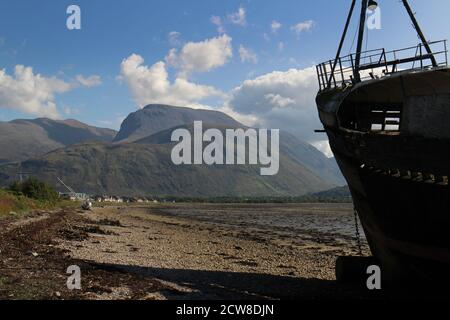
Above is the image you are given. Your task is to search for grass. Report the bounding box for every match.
[0,188,78,218]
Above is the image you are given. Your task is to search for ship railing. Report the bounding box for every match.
[316,40,448,92]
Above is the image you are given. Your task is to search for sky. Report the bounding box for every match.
[0,0,449,156]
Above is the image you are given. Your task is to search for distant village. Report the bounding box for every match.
[59,192,172,204]
[57,176,175,204]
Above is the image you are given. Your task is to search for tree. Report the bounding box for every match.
[9,178,59,202]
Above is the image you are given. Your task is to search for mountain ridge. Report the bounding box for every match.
[114,104,242,143]
[0,118,117,164]
[135,121,345,186]
[0,104,345,196]
[0,140,334,197]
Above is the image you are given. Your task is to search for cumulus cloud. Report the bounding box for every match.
[291,20,315,36]
[238,45,258,64]
[75,74,102,87]
[0,65,97,119]
[312,140,333,158]
[211,7,246,34]
[271,20,282,34]
[218,105,260,127]
[120,49,331,156]
[168,34,233,76]
[183,102,216,111]
[226,67,322,143]
[264,93,295,108]
[210,16,225,34]
[228,7,246,26]
[120,54,224,107]
[165,48,178,67]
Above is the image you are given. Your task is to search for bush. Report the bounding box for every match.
[9,178,59,203]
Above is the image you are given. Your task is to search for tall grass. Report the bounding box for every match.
[0,188,77,218]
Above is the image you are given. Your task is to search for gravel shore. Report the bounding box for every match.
[57,203,372,299]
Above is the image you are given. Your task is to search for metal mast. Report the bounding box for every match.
[317,0,442,92]
[401,0,437,67]
[57,177,76,194]
[353,0,368,82]
[328,0,357,88]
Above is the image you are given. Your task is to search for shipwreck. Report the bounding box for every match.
[316,0,450,284]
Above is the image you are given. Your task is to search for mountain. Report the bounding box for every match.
[0,104,345,196]
[0,140,333,197]
[115,104,345,185]
[136,123,346,186]
[278,132,345,186]
[300,186,352,203]
[114,104,242,142]
[0,118,117,164]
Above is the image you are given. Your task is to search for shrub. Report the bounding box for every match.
[9,178,59,203]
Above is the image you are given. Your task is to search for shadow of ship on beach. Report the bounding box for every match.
[86,262,377,300]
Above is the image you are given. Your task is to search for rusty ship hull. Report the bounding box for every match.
[317,67,450,284]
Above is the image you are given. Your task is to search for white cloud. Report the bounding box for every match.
[239,45,258,64]
[165,48,178,67]
[210,16,225,34]
[0,65,97,119]
[120,48,331,156]
[226,66,322,143]
[168,34,233,76]
[218,105,260,127]
[228,7,246,26]
[264,93,295,108]
[168,31,181,46]
[75,74,102,87]
[184,102,215,110]
[291,20,315,36]
[120,54,224,108]
[271,20,282,34]
[312,140,333,158]
[278,42,284,52]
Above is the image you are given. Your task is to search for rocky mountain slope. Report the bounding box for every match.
[0,104,344,196]
[0,118,116,164]
[114,104,241,142]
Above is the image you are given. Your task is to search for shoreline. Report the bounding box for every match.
[0,203,374,300]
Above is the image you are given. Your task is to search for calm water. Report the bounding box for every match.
[152,203,367,244]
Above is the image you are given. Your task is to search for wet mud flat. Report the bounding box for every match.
[0,203,380,300]
[150,203,369,255]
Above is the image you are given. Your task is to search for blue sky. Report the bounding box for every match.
[0,0,449,154]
